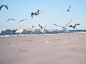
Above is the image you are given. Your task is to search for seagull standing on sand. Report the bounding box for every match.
[7,18,16,22]
[68,23,80,29]
[0,27,1,33]
[25,26,35,34]
[31,9,43,18]
[62,6,71,12]
[17,19,27,24]
[38,24,45,34]
[53,19,72,30]
[13,27,23,36]
[0,4,8,10]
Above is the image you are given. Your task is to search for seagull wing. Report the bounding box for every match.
[0,5,4,10]
[7,19,10,22]
[13,19,16,21]
[65,19,72,27]
[53,23,63,28]
[31,12,34,18]
[68,25,73,27]
[17,21,21,24]
[76,23,80,25]
[38,24,42,28]
[68,6,71,10]
[5,5,8,9]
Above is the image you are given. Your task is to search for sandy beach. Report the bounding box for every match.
[0,33,86,64]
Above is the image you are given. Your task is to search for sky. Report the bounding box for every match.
[0,0,86,29]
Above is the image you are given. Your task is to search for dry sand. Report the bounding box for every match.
[0,33,86,64]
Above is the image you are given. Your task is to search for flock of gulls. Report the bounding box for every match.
[0,4,80,36]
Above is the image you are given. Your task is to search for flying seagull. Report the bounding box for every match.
[31,9,43,18]
[0,4,8,10]
[68,23,80,29]
[7,18,16,22]
[17,19,27,24]
[13,27,23,37]
[62,6,71,12]
[53,19,72,30]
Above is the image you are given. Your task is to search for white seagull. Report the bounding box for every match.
[68,23,80,29]
[7,18,16,22]
[0,4,8,10]
[53,19,72,30]
[25,26,35,34]
[13,27,23,36]
[17,19,27,24]
[62,6,71,12]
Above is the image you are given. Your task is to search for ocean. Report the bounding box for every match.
[0,29,86,37]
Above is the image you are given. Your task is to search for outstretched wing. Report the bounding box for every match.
[68,6,71,10]
[75,23,80,25]
[5,5,8,9]
[38,24,42,28]
[53,23,63,28]
[68,25,73,27]
[7,19,10,22]
[13,19,16,21]
[0,5,4,10]
[31,12,34,18]
[65,19,72,27]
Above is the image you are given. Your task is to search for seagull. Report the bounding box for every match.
[17,19,27,24]
[31,9,43,18]
[38,23,48,34]
[0,4,8,10]
[62,6,71,12]
[7,18,16,22]
[68,23,80,29]
[25,26,35,34]
[13,27,23,37]
[0,27,1,33]
[53,19,72,30]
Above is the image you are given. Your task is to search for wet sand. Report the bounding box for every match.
[0,33,86,64]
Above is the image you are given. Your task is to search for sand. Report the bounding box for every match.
[0,33,86,64]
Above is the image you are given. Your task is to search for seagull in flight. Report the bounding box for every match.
[62,6,71,12]
[7,18,16,22]
[31,9,43,18]
[0,4,8,10]
[17,19,27,24]
[68,23,80,29]
[53,19,72,30]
